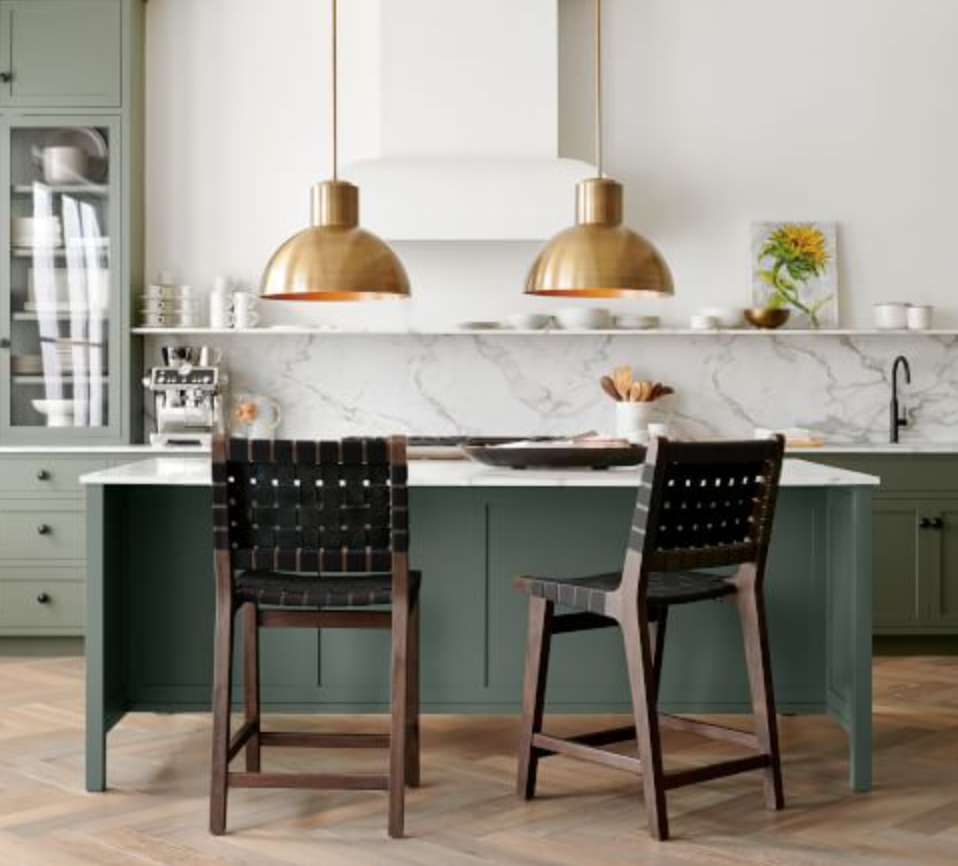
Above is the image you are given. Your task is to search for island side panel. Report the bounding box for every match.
[86,484,131,792]
[825,486,874,792]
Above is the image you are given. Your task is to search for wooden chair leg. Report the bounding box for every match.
[242,602,261,773]
[622,608,670,841]
[649,606,669,703]
[388,587,411,838]
[737,587,785,810]
[516,596,554,800]
[405,588,421,788]
[209,600,236,836]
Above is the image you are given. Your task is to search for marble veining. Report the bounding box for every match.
[144,333,958,443]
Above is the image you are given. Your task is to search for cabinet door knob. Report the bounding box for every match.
[0,72,11,84]
[920,517,931,529]
[36,469,50,482]
[0,337,10,350]
[36,592,50,605]
[36,524,51,536]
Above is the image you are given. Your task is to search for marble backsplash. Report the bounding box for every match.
[144,334,958,443]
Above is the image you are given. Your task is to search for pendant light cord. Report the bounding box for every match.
[331,0,339,181]
[594,0,603,178]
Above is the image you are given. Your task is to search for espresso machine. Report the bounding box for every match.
[144,346,225,447]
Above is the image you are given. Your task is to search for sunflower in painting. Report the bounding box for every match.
[758,224,833,328]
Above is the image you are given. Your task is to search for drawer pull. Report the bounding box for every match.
[36,593,50,605]
[36,524,51,536]
[36,469,51,482]
[920,517,944,530]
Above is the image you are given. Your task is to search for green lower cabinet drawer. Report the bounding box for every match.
[0,457,107,494]
[0,506,85,560]
[0,576,84,630]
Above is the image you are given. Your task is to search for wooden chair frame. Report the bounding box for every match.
[516,435,786,841]
[209,436,420,839]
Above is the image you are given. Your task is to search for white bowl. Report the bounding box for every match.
[690,314,719,331]
[506,313,553,330]
[12,217,63,248]
[32,399,74,427]
[555,308,612,330]
[698,307,744,329]
[615,314,660,330]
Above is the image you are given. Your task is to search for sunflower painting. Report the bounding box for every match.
[751,222,838,328]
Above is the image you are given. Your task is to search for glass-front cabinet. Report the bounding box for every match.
[0,116,121,441]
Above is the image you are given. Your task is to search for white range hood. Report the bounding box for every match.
[340,0,594,241]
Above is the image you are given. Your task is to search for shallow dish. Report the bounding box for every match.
[505,313,553,330]
[462,439,645,470]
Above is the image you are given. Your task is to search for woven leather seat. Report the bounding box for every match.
[516,570,735,616]
[236,570,422,608]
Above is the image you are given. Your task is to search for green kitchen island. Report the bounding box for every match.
[82,456,878,794]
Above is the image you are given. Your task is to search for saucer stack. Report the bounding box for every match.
[139,274,201,329]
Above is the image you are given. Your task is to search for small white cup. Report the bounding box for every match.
[647,422,670,440]
[907,305,933,331]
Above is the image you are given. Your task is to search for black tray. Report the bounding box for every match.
[461,440,646,470]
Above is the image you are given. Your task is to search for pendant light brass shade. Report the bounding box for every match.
[262,181,410,300]
[525,0,673,298]
[525,178,672,297]
[261,0,410,302]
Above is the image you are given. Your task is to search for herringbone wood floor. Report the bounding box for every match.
[0,656,956,864]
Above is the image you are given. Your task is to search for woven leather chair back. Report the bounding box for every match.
[629,437,785,573]
[213,437,408,574]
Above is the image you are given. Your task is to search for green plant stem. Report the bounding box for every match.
[771,261,822,328]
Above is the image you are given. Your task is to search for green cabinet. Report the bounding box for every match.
[807,454,958,636]
[0,0,122,107]
[0,0,143,446]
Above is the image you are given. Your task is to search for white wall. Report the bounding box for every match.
[146,0,958,329]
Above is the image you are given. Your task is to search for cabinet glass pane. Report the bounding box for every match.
[7,125,113,431]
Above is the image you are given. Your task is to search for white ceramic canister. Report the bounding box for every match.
[907,305,933,331]
[874,303,909,330]
[615,402,656,445]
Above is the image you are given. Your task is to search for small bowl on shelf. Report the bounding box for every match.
[555,308,612,330]
[745,307,791,330]
[505,313,553,331]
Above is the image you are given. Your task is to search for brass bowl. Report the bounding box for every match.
[745,307,791,330]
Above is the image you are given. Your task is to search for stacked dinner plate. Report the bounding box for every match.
[139,282,201,329]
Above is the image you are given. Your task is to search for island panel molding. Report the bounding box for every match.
[142,332,958,444]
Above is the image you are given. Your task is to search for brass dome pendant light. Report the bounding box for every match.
[262,0,410,301]
[525,0,673,298]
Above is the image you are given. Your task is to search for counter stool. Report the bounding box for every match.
[210,436,419,838]
[514,436,786,841]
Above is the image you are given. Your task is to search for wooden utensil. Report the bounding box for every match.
[613,366,633,401]
[600,376,622,402]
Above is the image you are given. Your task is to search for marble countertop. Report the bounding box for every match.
[789,442,958,454]
[0,444,209,455]
[80,457,879,489]
[8,440,958,457]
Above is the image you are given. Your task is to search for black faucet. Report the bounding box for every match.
[890,355,911,444]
